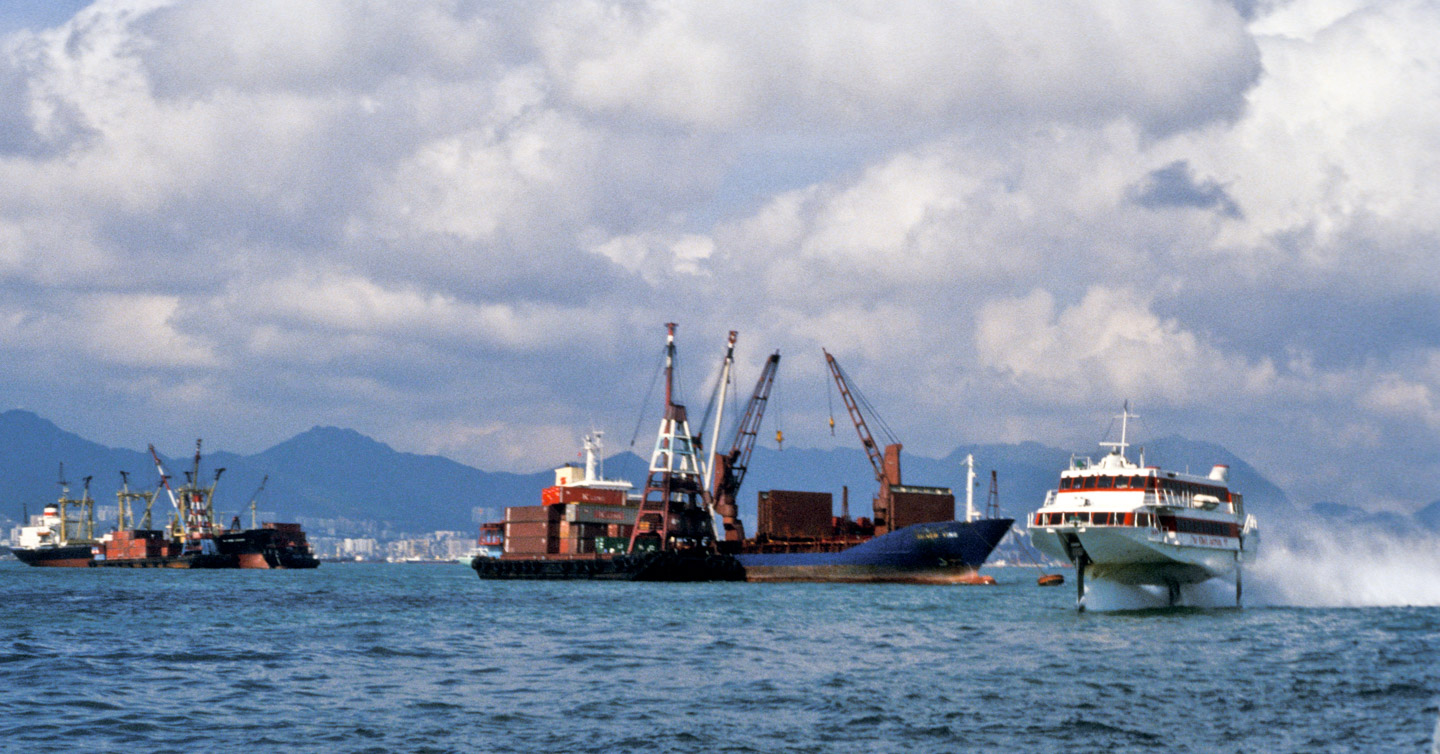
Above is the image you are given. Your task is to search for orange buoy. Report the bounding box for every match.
[957,572,998,585]
[1037,573,1065,587]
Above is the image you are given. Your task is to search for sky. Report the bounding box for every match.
[0,0,1437,511]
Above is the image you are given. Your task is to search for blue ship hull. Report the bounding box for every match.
[735,518,1013,583]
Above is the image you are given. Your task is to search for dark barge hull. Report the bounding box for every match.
[13,545,94,567]
[735,518,1014,584]
[215,530,320,569]
[91,552,237,568]
[473,551,745,581]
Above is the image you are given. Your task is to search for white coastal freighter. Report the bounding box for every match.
[1027,405,1260,610]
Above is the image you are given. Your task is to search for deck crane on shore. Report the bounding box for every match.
[824,349,907,536]
[708,350,780,548]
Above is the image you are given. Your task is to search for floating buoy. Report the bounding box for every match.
[957,572,997,585]
[1037,573,1065,587]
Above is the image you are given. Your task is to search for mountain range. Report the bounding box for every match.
[2,407,1430,538]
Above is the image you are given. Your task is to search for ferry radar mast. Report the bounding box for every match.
[1099,401,1137,462]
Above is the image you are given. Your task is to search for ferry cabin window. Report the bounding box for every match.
[1083,477,1098,490]
[1116,476,1130,489]
[1060,477,1074,490]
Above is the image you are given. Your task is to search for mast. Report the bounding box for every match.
[1099,401,1137,460]
[117,471,131,531]
[56,463,69,544]
[963,454,976,523]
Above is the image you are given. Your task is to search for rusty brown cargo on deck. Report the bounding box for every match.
[757,490,833,539]
[502,536,553,554]
[888,487,955,529]
[505,505,561,523]
[504,521,557,540]
[557,535,597,555]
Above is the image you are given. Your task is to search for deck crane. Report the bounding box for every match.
[824,349,907,535]
[151,443,219,556]
[117,470,160,531]
[626,323,718,555]
[709,350,780,547]
[247,475,269,530]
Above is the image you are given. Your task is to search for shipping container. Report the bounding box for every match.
[503,536,552,555]
[557,535,596,555]
[504,521,557,540]
[542,486,628,507]
[505,505,559,523]
[758,490,833,539]
[888,489,955,529]
[564,503,639,525]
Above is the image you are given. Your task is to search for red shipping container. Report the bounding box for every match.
[542,486,628,507]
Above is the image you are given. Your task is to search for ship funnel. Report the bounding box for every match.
[1208,464,1229,482]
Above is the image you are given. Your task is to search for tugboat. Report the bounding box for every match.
[1026,404,1261,610]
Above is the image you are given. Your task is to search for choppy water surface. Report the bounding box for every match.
[2,561,1436,752]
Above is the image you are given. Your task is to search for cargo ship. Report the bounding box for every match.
[14,503,98,567]
[473,328,1011,583]
[474,325,744,581]
[1026,404,1260,609]
[16,444,317,569]
[718,350,1011,583]
[12,469,100,567]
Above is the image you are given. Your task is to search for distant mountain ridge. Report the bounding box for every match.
[0,407,1363,539]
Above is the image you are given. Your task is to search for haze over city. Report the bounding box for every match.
[1,0,1437,513]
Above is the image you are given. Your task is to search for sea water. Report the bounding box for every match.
[1,560,1436,753]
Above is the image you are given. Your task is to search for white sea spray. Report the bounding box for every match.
[1247,528,1440,608]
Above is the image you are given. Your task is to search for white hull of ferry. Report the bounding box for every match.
[1031,523,1257,587]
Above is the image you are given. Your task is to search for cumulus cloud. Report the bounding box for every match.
[0,0,1435,519]
[974,286,1278,405]
[536,0,1259,134]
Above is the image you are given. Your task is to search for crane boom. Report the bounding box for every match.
[725,352,779,492]
[710,351,779,544]
[823,349,885,483]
